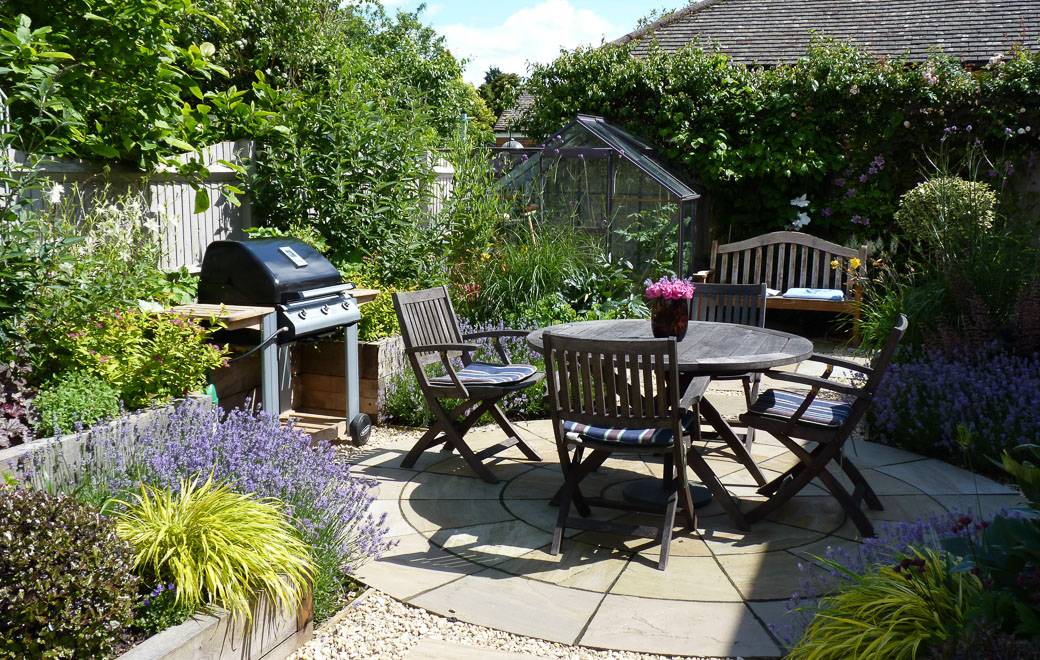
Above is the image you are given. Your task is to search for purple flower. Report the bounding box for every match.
[834,178,846,188]
[1005,127,1014,136]
[850,214,870,225]
[845,188,857,198]
[859,174,869,183]
[821,207,833,217]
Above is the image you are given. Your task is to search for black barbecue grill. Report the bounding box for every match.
[198,239,370,444]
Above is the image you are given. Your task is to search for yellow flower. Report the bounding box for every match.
[830,259,840,270]
[850,257,862,270]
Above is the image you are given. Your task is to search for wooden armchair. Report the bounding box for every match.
[392,287,542,483]
[738,315,908,536]
[694,231,867,341]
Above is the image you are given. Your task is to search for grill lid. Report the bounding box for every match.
[197,239,342,305]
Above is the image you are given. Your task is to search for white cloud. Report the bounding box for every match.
[438,0,616,85]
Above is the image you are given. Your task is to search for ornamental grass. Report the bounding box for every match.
[114,475,314,619]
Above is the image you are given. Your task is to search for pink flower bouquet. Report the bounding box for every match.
[644,276,696,301]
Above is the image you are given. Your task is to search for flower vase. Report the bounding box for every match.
[650,298,689,341]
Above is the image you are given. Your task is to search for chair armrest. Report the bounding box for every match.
[807,353,874,376]
[405,343,480,355]
[691,270,712,283]
[462,329,530,340]
[762,370,863,396]
[680,376,711,409]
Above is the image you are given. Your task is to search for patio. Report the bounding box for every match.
[347,374,1025,658]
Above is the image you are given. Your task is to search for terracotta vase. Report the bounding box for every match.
[650,298,689,341]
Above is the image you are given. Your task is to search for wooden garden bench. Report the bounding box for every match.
[694,231,867,342]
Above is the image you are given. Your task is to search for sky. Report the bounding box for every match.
[380,0,676,85]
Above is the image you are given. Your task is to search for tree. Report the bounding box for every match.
[477,66,521,118]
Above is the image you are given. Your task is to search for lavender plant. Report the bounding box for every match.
[868,348,1040,465]
[35,400,391,621]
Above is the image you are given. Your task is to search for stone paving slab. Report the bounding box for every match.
[351,420,1024,658]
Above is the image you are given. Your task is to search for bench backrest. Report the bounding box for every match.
[710,231,867,294]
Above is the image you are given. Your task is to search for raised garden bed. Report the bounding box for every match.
[118,591,312,660]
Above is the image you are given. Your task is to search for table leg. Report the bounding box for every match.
[699,397,767,487]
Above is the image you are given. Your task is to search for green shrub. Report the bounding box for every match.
[61,310,226,410]
[788,549,982,660]
[358,289,401,342]
[131,583,194,637]
[114,476,314,618]
[34,371,121,434]
[0,486,138,659]
[895,176,998,257]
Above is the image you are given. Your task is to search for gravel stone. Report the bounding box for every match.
[291,590,730,660]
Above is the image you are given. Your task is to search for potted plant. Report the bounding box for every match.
[645,276,695,340]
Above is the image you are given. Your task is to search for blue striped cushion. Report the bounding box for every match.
[563,410,699,446]
[429,362,537,386]
[749,389,852,427]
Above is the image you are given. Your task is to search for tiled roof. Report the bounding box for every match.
[615,0,1040,65]
[494,93,535,132]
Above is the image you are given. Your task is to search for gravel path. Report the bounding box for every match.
[290,590,726,660]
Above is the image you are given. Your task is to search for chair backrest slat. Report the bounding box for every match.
[690,283,767,329]
[544,335,681,431]
[393,286,464,365]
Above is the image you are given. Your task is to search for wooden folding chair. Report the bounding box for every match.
[392,287,543,483]
[543,332,710,570]
[739,315,908,537]
[690,282,767,450]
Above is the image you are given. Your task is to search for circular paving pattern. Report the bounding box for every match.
[351,418,1023,658]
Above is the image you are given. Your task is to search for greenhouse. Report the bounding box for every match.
[498,114,703,276]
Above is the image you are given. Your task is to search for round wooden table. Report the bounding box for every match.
[526,319,814,527]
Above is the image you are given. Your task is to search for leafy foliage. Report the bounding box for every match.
[114,475,314,618]
[0,6,258,169]
[0,486,138,659]
[131,582,194,637]
[788,549,982,660]
[0,357,36,449]
[57,310,226,410]
[34,371,121,435]
[358,289,400,342]
[895,176,998,259]
[478,66,521,118]
[523,39,1040,244]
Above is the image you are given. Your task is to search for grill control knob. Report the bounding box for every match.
[320,305,329,315]
[298,310,307,320]
[341,301,351,310]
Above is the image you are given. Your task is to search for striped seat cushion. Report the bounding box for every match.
[749,389,852,427]
[564,410,699,446]
[429,362,537,386]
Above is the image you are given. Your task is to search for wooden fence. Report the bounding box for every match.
[7,140,255,272]
[4,88,456,272]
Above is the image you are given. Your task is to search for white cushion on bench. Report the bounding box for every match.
[781,288,845,301]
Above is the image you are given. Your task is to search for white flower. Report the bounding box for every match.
[1027,126,1033,132]
[143,219,161,235]
[1018,128,1026,135]
[789,194,810,208]
[987,53,1005,67]
[792,212,811,230]
[849,84,860,96]
[903,120,911,128]
[1019,107,1027,114]
[47,183,64,205]
[138,300,165,313]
